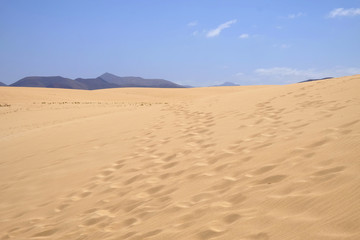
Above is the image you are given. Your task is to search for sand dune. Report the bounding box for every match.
[0,75,360,240]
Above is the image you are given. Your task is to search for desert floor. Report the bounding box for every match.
[1,75,360,240]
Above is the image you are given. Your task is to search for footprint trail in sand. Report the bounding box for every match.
[1,75,360,239]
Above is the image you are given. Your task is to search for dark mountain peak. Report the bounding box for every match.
[99,73,184,88]
[10,76,86,89]
[0,82,7,86]
[74,77,118,90]
[99,72,116,78]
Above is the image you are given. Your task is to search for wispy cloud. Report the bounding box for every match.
[255,67,310,77]
[188,21,198,27]
[206,19,237,38]
[287,12,305,19]
[254,66,360,83]
[328,8,360,18]
[273,43,291,49]
[239,33,249,39]
[281,44,291,49]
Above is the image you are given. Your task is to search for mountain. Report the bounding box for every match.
[74,77,118,90]
[10,76,86,89]
[0,82,7,86]
[99,73,184,88]
[9,73,185,90]
[213,82,239,87]
[299,77,333,83]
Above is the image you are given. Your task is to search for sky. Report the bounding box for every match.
[1,0,360,86]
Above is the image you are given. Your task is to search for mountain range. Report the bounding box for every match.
[7,73,185,90]
[1,75,336,89]
[100,73,184,88]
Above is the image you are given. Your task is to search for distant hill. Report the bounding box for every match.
[10,76,86,89]
[9,73,185,90]
[299,77,333,83]
[213,82,239,87]
[0,82,7,86]
[74,77,118,90]
[99,73,185,88]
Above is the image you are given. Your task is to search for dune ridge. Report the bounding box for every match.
[0,75,360,240]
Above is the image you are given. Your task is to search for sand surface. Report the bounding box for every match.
[1,75,360,240]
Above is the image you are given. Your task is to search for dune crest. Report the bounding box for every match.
[1,75,360,239]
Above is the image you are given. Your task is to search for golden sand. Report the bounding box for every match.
[0,75,359,239]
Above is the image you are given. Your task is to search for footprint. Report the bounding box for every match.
[142,229,162,238]
[211,201,232,208]
[253,165,276,175]
[223,213,241,224]
[312,166,346,176]
[113,163,124,169]
[146,177,161,184]
[124,175,142,185]
[83,208,97,214]
[147,185,165,194]
[341,129,352,135]
[32,228,57,237]
[164,154,177,162]
[197,226,226,240]
[80,191,92,198]
[257,175,287,184]
[162,162,178,169]
[303,152,315,158]
[123,218,140,227]
[95,209,114,217]
[210,179,235,192]
[121,231,137,239]
[306,138,329,148]
[191,192,214,203]
[339,120,359,128]
[116,159,126,164]
[248,232,269,240]
[55,203,70,212]
[228,192,247,205]
[101,169,115,176]
[83,216,105,226]
[252,142,273,150]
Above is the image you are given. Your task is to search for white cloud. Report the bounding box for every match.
[273,44,291,49]
[192,30,199,36]
[254,66,360,83]
[206,19,237,38]
[255,67,311,77]
[334,67,360,75]
[287,12,304,19]
[280,44,291,49]
[188,21,198,27]
[235,72,244,76]
[328,8,360,18]
[239,33,249,39]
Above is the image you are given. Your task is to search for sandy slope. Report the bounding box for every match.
[0,75,359,240]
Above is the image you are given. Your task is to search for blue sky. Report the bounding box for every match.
[1,0,359,86]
